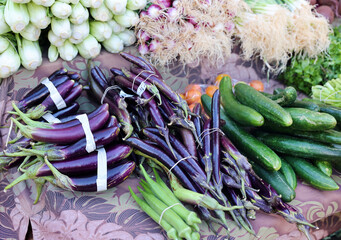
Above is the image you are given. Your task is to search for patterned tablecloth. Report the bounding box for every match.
[1,48,341,240]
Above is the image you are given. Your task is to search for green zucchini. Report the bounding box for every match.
[219,77,264,127]
[256,132,341,161]
[290,100,320,112]
[314,160,333,177]
[283,156,339,191]
[251,161,296,202]
[302,98,341,124]
[201,94,281,171]
[284,107,336,131]
[279,157,297,190]
[234,82,292,127]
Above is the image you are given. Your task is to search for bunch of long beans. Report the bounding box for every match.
[2,68,135,203]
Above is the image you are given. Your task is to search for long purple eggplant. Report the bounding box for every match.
[202,119,213,184]
[11,109,110,144]
[52,102,80,120]
[89,67,133,139]
[51,161,135,192]
[120,52,155,74]
[20,126,120,160]
[35,144,132,176]
[192,103,203,144]
[27,80,75,119]
[179,128,197,159]
[17,73,70,111]
[125,137,198,192]
[67,72,81,81]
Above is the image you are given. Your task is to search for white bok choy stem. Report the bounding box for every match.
[51,18,72,39]
[114,9,139,28]
[76,35,101,59]
[27,2,51,29]
[19,23,41,41]
[32,0,55,7]
[0,6,10,34]
[0,36,10,54]
[0,44,20,78]
[89,21,112,42]
[4,0,30,33]
[51,1,72,19]
[104,0,127,15]
[69,21,90,44]
[90,0,103,8]
[102,34,124,53]
[16,34,42,70]
[117,29,136,46]
[126,0,146,10]
[90,4,113,22]
[69,2,89,24]
[48,45,59,62]
[107,19,125,33]
[58,39,78,61]
[48,30,65,47]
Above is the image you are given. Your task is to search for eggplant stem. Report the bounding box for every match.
[33,178,46,204]
[18,156,32,172]
[11,102,50,128]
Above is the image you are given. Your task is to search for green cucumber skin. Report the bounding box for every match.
[302,98,341,123]
[201,94,281,171]
[252,162,296,202]
[290,100,320,112]
[279,158,297,190]
[284,108,337,131]
[234,83,293,127]
[256,132,341,161]
[283,156,339,191]
[220,77,264,127]
[264,127,341,145]
[314,160,333,177]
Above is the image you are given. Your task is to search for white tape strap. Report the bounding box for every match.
[168,156,192,176]
[76,114,96,153]
[96,147,107,192]
[119,90,134,98]
[137,82,147,97]
[42,113,61,123]
[158,203,181,225]
[41,78,67,110]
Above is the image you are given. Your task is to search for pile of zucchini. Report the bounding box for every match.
[203,76,341,203]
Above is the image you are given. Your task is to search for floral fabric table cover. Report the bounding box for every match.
[1,48,341,240]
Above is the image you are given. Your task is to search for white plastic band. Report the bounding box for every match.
[76,114,96,153]
[167,156,192,175]
[42,113,61,123]
[96,147,107,192]
[119,90,134,98]
[41,78,66,110]
[5,118,13,148]
[137,82,147,96]
[158,203,181,225]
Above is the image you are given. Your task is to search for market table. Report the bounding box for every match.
[1,49,341,240]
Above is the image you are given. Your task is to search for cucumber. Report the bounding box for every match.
[201,94,281,171]
[261,87,297,106]
[251,161,296,202]
[283,156,339,191]
[234,82,292,127]
[314,160,333,177]
[284,108,336,131]
[263,126,341,145]
[256,132,341,161]
[302,99,341,123]
[279,157,297,190]
[290,100,320,112]
[219,77,264,127]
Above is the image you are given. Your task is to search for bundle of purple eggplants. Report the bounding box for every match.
[1,53,316,239]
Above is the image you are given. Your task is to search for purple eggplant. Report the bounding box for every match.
[120,52,155,74]
[52,102,80,120]
[202,119,213,184]
[27,80,75,119]
[105,115,119,128]
[11,109,110,144]
[22,126,120,160]
[109,67,125,77]
[17,73,70,111]
[125,137,198,192]
[89,67,133,139]
[36,144,132,176]
[67,72,81,81]
[179,128,197,159]
[192,103,203,144]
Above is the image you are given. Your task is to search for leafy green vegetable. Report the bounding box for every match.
[312,75,341,108]
[280,25,341,95]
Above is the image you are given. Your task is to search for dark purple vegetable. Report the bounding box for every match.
[23,126,120,160]
[106,115,119,128]
[221,173,242,189]
[316,5,335,22]
[12,109,110,144]
[67,72,81,81]
[109,67,125,76]
[17,74,70,111]
[28,80,75,118]
[52,102,80,120]
[120,52,155,73]
[63,84,83,106]
[125,137,198,192]
[192,103,203,144]
[211,90,222,193]
[35,144,132,176]
[142,128,174,159]
[202,118,213,184]
[46,161,135,191]
[179,128,197,159]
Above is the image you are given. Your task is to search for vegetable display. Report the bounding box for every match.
[3,52,341,239]
[0,0,146,78]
